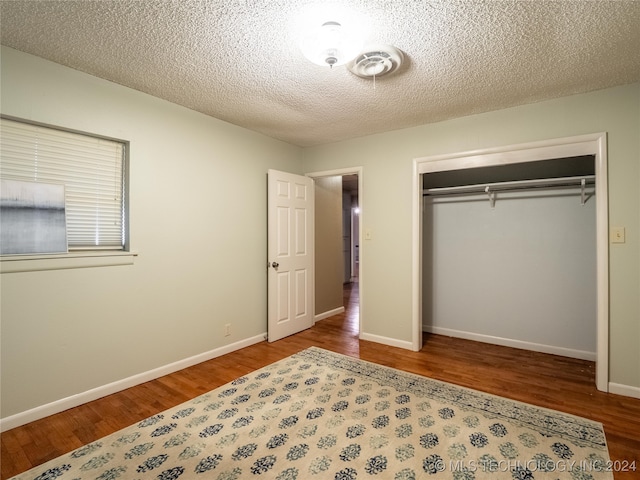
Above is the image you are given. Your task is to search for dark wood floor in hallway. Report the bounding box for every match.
[2,280,639,479]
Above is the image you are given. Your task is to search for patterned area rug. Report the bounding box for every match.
[13,347,613,480]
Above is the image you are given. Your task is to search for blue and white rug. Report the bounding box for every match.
[12,347,613,480]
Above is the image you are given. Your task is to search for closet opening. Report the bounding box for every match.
[422,155,597,363]
[411,134,609,391]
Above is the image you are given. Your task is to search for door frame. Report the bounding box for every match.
[412,133,609,391]
[307,167,363,337]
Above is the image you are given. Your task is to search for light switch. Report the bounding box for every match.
[364,229,372,240]
[611,227,626,244]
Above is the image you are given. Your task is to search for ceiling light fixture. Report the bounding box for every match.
[300,21,363,68]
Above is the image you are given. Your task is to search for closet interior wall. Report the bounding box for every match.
[422,157,597,360]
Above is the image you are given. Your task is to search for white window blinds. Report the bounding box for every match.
[0,118,126,250]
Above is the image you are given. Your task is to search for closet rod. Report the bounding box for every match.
[422,175,595,196]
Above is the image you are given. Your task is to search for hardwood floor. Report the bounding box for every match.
[2,280,639,479]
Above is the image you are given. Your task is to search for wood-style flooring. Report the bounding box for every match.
[2,281,639,479]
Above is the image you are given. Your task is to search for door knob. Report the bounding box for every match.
[272,262,279,268]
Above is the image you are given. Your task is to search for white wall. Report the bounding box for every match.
[0,47,303,421]
[303,82,640,391]
[423,188,597,359]
[314,176,343,316]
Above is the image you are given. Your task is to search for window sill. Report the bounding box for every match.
[0,251,138,273]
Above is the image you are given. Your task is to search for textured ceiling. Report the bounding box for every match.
[1,0,640,147]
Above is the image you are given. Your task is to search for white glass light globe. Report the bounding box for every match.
[300,21,363,67]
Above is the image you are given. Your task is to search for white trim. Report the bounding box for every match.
[0,333,267,432]
[593,134,609,392]
[1,251,138,273]
[608,382,640,400]
[306,167,364,339]
[413,133,609,391]
[415,133,606,173]
[359,332,414,350]
[423,326,596,361]
[315,306,345,322]
[412,159,423,351]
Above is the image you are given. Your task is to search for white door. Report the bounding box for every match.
[267,169,314,342]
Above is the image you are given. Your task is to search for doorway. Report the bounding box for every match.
[412,133,609,391]
[307,167,363,337]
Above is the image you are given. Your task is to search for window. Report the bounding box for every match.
[0,117,127,252]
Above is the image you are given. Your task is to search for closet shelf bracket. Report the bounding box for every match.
[485,186,496,208]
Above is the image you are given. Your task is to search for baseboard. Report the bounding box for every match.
[608,382,640,399]
[315,306,345,322]
[423,325,596,361]
[359,332,413,350]
[0,333,267,432]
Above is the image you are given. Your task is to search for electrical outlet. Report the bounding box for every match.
[224,324,231,336]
